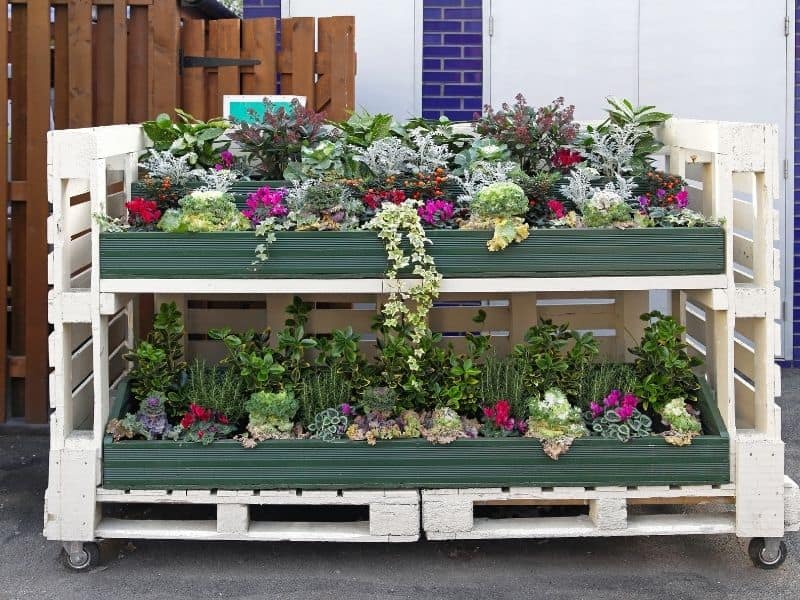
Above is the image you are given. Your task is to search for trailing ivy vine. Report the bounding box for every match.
[367,201,442,372]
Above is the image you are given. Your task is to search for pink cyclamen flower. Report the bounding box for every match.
[604,389,622,408]
[617,405,634,421]
[242,186,288,225]
[676,189,689,208]
[589,401,603,419]
[547,199,566,219]
[622,393,639,409]
[418,199,455,226]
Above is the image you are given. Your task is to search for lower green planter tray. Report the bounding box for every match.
[99,227,725,279]
[102,380,730,490]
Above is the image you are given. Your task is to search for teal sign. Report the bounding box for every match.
[223,95,306,122]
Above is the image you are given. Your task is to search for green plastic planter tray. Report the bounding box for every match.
[102,379,730,490]
[99,228,725,279]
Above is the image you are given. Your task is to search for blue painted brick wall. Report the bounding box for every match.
[422,0,483,121]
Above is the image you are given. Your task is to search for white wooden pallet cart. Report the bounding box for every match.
[45,121,799,571]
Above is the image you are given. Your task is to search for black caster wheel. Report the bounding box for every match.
[748,538,788,569]
[61,542,101,572]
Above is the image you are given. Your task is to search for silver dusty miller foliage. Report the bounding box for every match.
[456,160,518,205]
[353,138,416,178]
[139,150,199,184]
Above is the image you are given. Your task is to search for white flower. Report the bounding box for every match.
[588,189,625,211]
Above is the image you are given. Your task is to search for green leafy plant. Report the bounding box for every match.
[513,319,599,403]
[298,367,353,424]
[141,109,230,169]
[577,362,638,410]
[581,98,671,175]
[629,311,701,413]
[124,302,186,416]
[180,360,248,424]
[335,110,399,148]
[478,353,529,421]
[360,386,398,415]
[209,328,285,394]
[276,296,318,386]
[585,390,652,443]
[307,407,349,442]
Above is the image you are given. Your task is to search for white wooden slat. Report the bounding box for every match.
[732,198,754,233]
[429,305,509,332]
[69,232,92,274]
[733,337,755,382]
[732,232,753,271]
[67,200,92,237]
[187,308,268,335]
[734,372,756,429]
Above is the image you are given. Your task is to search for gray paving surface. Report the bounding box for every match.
[1,372,799,600]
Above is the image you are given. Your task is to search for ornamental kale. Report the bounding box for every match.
[525,388,588,459]
[660,398,702,446]
[158,190,250,233]
[469,181,530,251]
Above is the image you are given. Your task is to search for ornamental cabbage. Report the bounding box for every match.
[472,181,528,218]
[158,190,250,233]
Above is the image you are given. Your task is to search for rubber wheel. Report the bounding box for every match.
[61,542,100,572]
[748,538,788,569]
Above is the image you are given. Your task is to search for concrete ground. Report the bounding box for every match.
[1,375,799,600]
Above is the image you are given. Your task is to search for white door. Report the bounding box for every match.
[488,0,792,356]
[638,0,791,357]
[286,0,421,118]
[486,0,640,120]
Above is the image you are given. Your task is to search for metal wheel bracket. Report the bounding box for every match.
[762,538,784,563]
[63,541,88,566]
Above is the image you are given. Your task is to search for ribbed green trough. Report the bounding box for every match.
[102,380,730,490]
[99,227,725,279]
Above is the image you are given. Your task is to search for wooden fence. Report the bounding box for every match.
[0,3,356,423]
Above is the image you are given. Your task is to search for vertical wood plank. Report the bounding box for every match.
[317,16,355,120]
[279,17,316,107]
[68,0,93,128]
[148,0,180,117]
[0,1,7,422]
[112,0,127,123]
[24,0,51,423]
[127,5,149,123]
[215,18,241,117]
[94,6,114,125]
[52,6,69,129]
[242,18,276,96]
[205,20,220,124]
[180,18,206,120]
[9,3,27,417]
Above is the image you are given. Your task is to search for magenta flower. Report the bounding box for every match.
[418,199,455,227]
[589,401,603,419]
[617,405,634,421]
[656,188,667,199]
[340,403,353,417]
[214,150,235,171]
[242,186,288,225]
[638,195,650,208]
[622,393,639,409]
[603,389,622,408]
[676,189,689,208]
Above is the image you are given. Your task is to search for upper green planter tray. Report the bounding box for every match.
[99,228,725,279]
[102,380,729,490]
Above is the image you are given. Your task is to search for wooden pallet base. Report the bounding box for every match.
[95,488,420,542]
[421,482,800,541]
